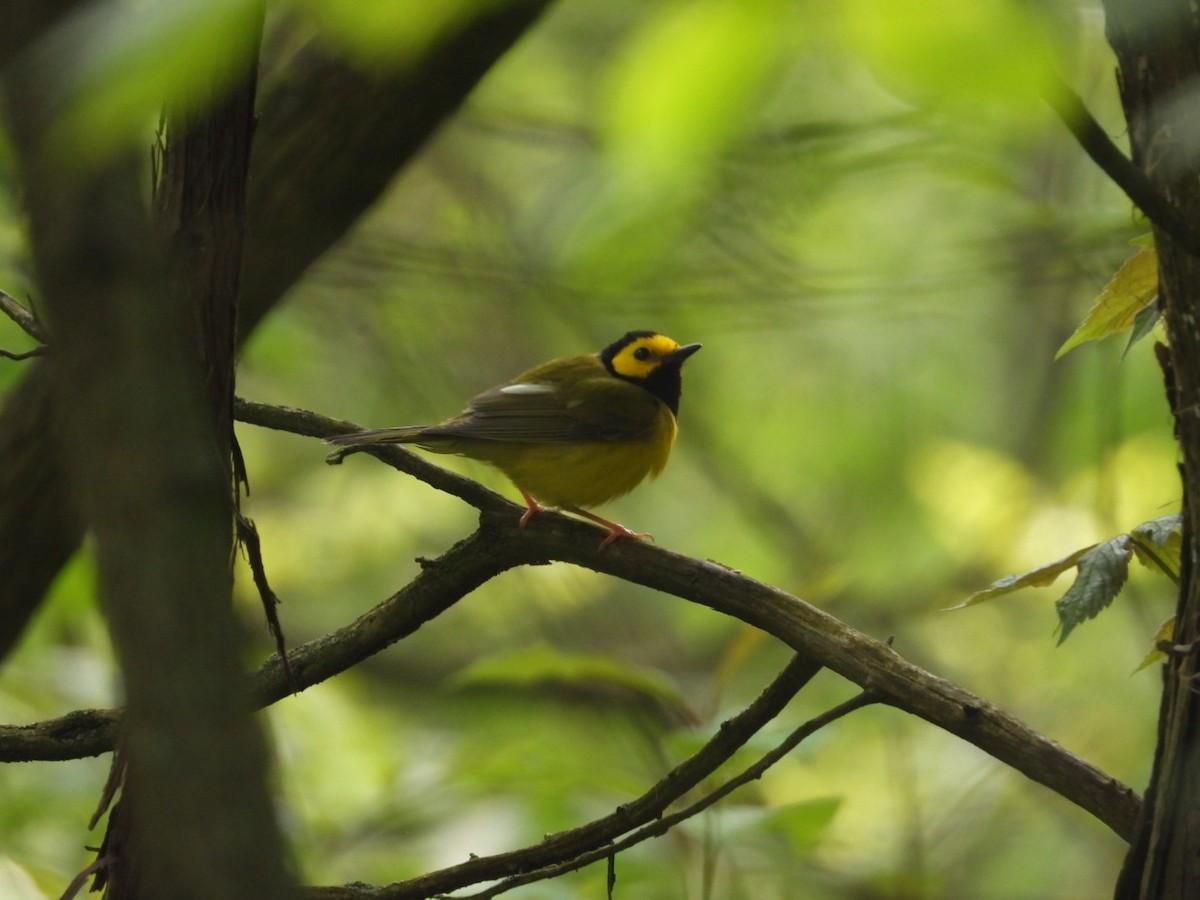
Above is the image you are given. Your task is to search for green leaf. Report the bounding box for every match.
[44,0,264,169]
[1133,617,1175,674]
[1131,514,1182,548]
[758,797,842,852]
[961,514,1178,643]
[0,854,46,900]
[600,0,791,186]
[842,0,1059,118]
[1055,536,1132,645]
[1130,514,1182,582]
[1122,299,1161,359]
[947,543,1096,609]
[450,644,696,726]
[1056,247,1159,358]
[294,0,489,67]
[688,797,841,853]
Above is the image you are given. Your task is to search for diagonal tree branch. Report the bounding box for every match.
[238,401,1146,845]
[2,400,1143,846]
[450,692,877,900]
[0,289,50,344]
[311,655,826,900]
[0,347,46,361]
[1046,75,1200,257]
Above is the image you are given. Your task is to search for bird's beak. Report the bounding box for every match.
[668,343,702,364]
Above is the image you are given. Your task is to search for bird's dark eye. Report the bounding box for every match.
[633,347,651,361]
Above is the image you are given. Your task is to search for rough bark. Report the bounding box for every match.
[1104,1,1200,896]
[4,38,292,900]
[93,14,289,900]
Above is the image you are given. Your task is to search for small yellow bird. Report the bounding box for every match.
[327,331,701,547]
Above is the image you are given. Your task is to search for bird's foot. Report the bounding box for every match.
[519,492,548,529]
[520,496,653,550]
[596,523,653,550]
[564,505,654,551]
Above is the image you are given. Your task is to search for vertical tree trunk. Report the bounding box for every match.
[1,7,293,899]
[1104,1,1200,895]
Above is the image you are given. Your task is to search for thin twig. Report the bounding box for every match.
[0,346,47,360]
[454,691,877,899]
[58,852,115,900]
[0,289,50,343]
[233,395,506,513]
[322,655,823,900]
[236,513,297,694]
[1045,76,1200,258]
[89,747,126,830]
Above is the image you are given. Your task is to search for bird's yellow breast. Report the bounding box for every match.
[454,403,678,509]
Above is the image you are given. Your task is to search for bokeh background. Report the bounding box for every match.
[0,0,1171,897]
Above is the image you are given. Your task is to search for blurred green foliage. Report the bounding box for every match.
[36,0,264,170]
[0,0,1169,897]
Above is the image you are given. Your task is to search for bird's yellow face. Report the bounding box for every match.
[606,333,688,381]
[598,331,701,416]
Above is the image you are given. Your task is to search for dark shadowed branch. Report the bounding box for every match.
[1046,75,1200,257]
[447,691,877,900]
[2,399,1142,850]
[0,346,46,361]
[237,399,1143,843]
[0,289,50,347]
[311,654,827,900]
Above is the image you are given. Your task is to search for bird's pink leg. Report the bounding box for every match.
[519,494,652,550]
[519,491,548,528]
[564,505,653,550]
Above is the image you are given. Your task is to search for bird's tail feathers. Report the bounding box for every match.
[326,426,428,446]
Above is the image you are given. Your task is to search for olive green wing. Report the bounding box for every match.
[423,357,662,444]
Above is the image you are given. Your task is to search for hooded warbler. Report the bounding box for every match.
[327,331,701,547]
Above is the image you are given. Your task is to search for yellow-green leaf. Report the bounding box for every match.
[1131,514,1182,582]
[841,0,1059,119]
[947,543,1096,609]
[1133,617,1176,674]
[600,0,791,186]
[1056,247,1159,358]
[43,0,263,170]
[294,0,489,67]
[450,644,696,726]
[760,798,843,852]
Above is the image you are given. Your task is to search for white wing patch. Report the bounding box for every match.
[500,382,557,396]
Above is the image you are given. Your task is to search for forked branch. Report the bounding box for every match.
[446,691,877,900]
[0,289,49,359]
[1046,76,1200,257]
[0,400,1142,853]
[237,398,1142,842]
[310,654,829,899]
